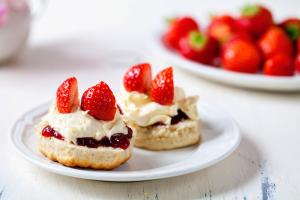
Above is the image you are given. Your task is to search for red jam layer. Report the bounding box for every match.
[152,109,189,126]
[42,126,64,140]
[77,129,132,150]
[170,109,189,124]
[41,126,133,150]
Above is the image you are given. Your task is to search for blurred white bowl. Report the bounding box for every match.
[150,32,300,92]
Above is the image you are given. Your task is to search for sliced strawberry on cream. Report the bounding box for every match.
[151,67,174,105]
[56,77,79,113]
[120,65,199,127]
[37,78,133,150]
[81,81,117,121]
[123,63,152,94]
[119,64,200,151]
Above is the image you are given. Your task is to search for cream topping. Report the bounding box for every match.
[38,103,128,143]
[120,86,199,127]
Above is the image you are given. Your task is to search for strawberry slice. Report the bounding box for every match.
[81,81,117,121]
[151,67,174,105]
[56,77,79,113]
[123,63,152,94]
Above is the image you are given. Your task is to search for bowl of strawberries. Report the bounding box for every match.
[152,4,300,91]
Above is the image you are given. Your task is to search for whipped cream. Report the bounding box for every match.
[38,103,128,143]
[119,86,198,127]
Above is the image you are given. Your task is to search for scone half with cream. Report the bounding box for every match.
[120,63,200,150]
[36,77,134,170]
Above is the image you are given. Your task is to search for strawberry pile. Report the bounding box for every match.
[56,77,117,121]
[123,63,174,105]
[163,4,300,76]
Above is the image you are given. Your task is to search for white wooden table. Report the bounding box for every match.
[0,0,300,199]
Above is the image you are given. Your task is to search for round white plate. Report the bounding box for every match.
[150,32,300,91]
[11,102,240,182]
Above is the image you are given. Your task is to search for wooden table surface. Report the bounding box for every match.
[0,0,300,199]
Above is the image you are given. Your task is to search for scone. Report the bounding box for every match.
[36,77,134,170]
[120,63,200,150]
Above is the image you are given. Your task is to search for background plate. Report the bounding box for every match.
[11,102,240,182]
[150,33,300,91]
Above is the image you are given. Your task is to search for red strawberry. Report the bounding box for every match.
[163,16,199,50]
[221,39,261,73]
[227,31,253,43]
[295,38,300,72]
[223,31,254,51]
[296,37,300,51]
[178,31,219,65]
[294,54,300,73]
[123,63,152,94]
[263,53,294,76]
[207,15,251,45]
[280,18,300,41]
[56,77,79,113]
[81,81,117,121]
[151,67,174,105]
[236,4,273,37]
[297,37,300,52]
[258,26,294,59]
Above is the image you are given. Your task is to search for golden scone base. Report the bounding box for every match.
[38,135,132,170]
[134,120,200,150]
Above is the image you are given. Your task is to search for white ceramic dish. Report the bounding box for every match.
[150,32,300,91]
[11,101,240,182]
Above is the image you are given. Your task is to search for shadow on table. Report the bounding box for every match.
[38,132,261,199]
[0,39,107,72]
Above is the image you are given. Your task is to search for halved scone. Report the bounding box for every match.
[36,78,134,170]
[120,64,200,150]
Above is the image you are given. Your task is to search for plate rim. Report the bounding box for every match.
[150,32,300,91]
[10,102,241,182]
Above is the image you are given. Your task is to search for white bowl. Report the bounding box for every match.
[150,32,300,91]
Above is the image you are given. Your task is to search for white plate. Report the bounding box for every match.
[150,32,300,91]
[11,102,240,182]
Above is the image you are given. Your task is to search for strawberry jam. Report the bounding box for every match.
[42,125,132,150]
[76,136,111,148]
[152,109,189,126]
[42,126,64,140]
[76,127,132,150]
[171,109,189,124]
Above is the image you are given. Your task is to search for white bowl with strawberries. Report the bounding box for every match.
[151,4,300,91]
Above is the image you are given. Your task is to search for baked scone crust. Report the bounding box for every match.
[134,119,200,150]
[37,135,133,170]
